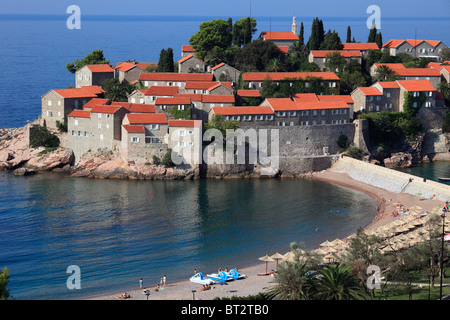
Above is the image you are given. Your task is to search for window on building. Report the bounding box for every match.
[266,115,274,121]
[131,137,140,143]
[98,123,102,129]
[301,111,309,116]
[244,115,252,121]
[74,120,78,126]
[47,111,53,117]
[84,131,89,137]
[100,134,104,140]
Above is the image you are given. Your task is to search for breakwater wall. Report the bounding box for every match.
[331,156,450,202]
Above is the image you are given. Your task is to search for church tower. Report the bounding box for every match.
[292,16,298,35]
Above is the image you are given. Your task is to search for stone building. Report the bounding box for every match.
[261,98,351,126]
[178,55,209,73]
[258,31,299,49]
[308,50,362,71]
[391,68,442,89]
[168,120,203,167]
[209,106,275,126]
[211,62,241,84]
[183,81,233,95]
[440,65,450,83]
[242,72,340,93]
[41,86,105,130]
[75,64,114,88]
[351,79,438,115]
[139,73,213,90]
[128,86,180,104]
[342,42,380,57]
[67,104,129,160]
[115,62,150,84]
[382,39,447,59]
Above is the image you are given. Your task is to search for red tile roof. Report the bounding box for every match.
[277,46,289,54]
[126,113,168,125]
[357,87,383,96]
[175,93,203,101]
[396,80,436,92]
[168,120,202,127]
[53,86,104,98]
[375,81,400,89]
[201,95,235,104]
[182,45,195,52]
[242,72,339,82]
[393,68,441,77]
[141,86,179,96]
[373,63,406,69]
[155,97,191,105]
[84,64,114,73]
[122,124,146,133]
[184,81,232,90]
[439,66,450,73]
[82,98,109,110]
[139,73,213,82]
[127,104,155,113]
[317,95,354,104]
[67,110,91,118]
[211,62,225,71]
[310,50,362,58]
[342,43,380,51]
[237,90,261,98]
[115,62,139,72]
[90,105,124,114]
[261,31,299,41]
[178,54,205,64]
[292,93,319,102]
[212,106,274,115]
[135,62,157,70]
[383,39,443,48]
[266,98,349,111]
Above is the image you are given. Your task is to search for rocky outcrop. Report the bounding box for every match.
[383,152,413,168]
[0,124,74,173]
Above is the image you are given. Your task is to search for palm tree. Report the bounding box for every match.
[311,263,368,300]
[374,65,399,82]
[266,261,314,300]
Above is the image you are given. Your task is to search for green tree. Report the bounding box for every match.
[440,47,450,61]
[324,52,347,72]
[307,17,325,50]
[101,78,135,102]
[162,149,174,167]
[66,49,110,74]
[267,261,314,300]
[205,114,240,138]
[375,32,383,49]
[299,22,305,46]
[0,267,11,300]
[346,26,352,43]
[157,48,175,72]
[320,30,343,50]
[29,126,60,149]
[234,39,286,72]
[368,25,377,43]
[311,263,368,300]
[189,19,234,62]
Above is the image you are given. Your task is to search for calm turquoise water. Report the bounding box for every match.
[0,172,377,299]
[396,161,450,185]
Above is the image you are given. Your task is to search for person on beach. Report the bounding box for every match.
[155,284,160,292]
[139,278,143,289]
[163,275,166,286]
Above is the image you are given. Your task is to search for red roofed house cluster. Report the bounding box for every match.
[39,16,449,171]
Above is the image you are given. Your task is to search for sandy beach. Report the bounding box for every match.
[87,169,445,301]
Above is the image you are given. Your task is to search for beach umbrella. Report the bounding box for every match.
[258,254,275,274]
[283,251,296,262]
[271,252,285,270]
[320,240,335,248]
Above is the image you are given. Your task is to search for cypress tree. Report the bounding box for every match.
[157,49,167,72]
[346,26,352,43]
[308,18,319,50]
[165,48,174,72]
[375,32,383,49]
[317,19,324,45]
[299,22,304,46]
[368,25,377,43]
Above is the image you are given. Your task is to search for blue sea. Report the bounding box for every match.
[0,14,449,129]
[0,14,449,300]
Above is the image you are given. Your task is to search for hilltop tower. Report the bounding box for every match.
[292,16,298,35]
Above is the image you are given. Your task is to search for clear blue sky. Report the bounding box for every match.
[1,0,449,18]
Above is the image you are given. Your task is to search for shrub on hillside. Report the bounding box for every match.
[29,126,59,149]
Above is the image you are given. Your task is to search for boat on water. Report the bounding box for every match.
[438,177,450,182]
[190,272,216,285]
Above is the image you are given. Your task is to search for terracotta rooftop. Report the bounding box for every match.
[266,98,349,111]
[168,120,203,127]
[184,81,232,90]
[237,90,261,98]
[309,50,362,58]
[67,110,91,118]
[393,68,441,77]
[139,72,213,82]
[357,87,383,96]
[201,95,235,104]
[396,80,436,92]
[342,43,380,51]
[141,86,180,96]
[122,124,146,133]
[261,31,299,41]
[292,93,319,102]
[155,97,191,105]
[53,86,104,99]
[242,72,339,82]
[126,113,168,125]
[84,64,114,73]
